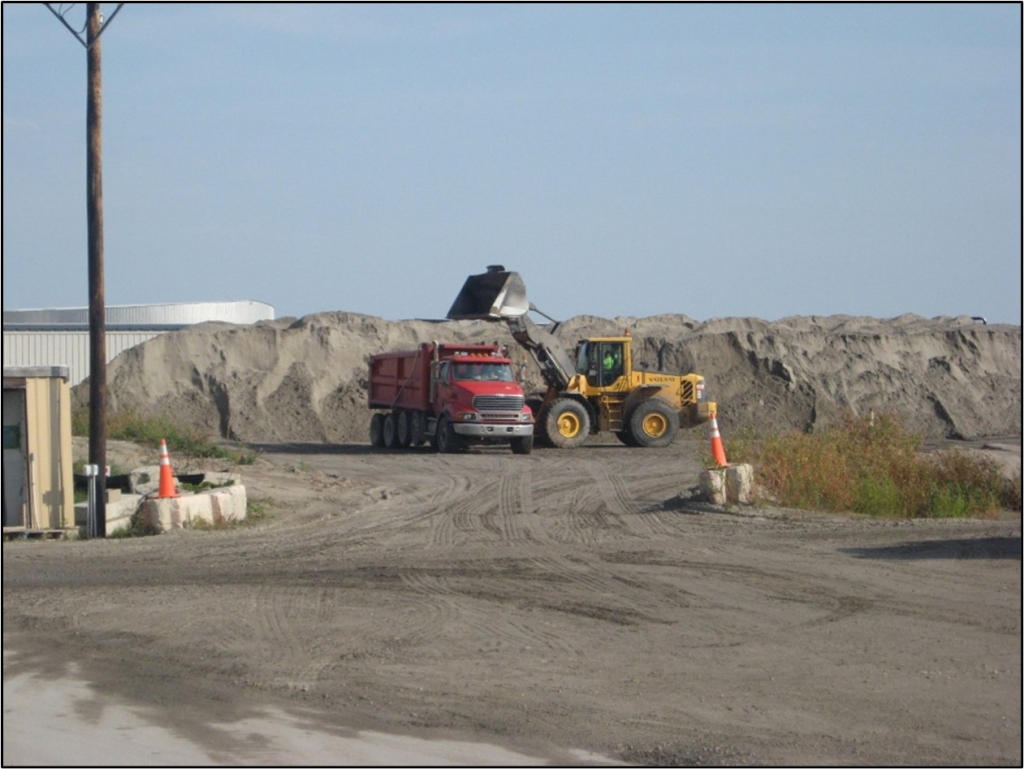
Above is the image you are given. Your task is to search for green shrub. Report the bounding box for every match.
[72,407,228,460]
[747,412,1014,519]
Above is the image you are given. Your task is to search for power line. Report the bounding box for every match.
[45,2,124,49]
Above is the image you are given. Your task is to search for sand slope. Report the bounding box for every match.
[79,313,1021,443]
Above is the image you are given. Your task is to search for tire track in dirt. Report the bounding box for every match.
[584,460,680,539]
[527,453,610,544]
[521,553,672,625]
[249,585,309,688]
[396,571,463,647]
[239,584,367,692]
[397,569,580,655]
[426,468,505,547]
[491,463,546,545]
[424,457,550,548]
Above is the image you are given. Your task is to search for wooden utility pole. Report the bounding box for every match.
[46,1,124,534]
[86,2,107,535]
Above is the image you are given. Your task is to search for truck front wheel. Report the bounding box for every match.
[511,435,533,455]
[435,417,462,454]
[541,398,590,449]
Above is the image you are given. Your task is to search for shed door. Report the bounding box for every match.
[3,389,28,527]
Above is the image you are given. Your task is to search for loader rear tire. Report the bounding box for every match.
[541,398,590,449]
[628,398,678,448]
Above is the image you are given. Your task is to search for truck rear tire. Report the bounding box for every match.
[383,413,400,448]
[435,417,462,454]
[396,410,413,448]
[541,398,590,449]
[369,413,385,448]
[628,398,678,448]
[511,435,533,455]
[410,411,427,446]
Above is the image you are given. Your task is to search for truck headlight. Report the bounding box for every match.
[454,411,478,421]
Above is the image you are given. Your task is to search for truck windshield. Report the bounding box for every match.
[451,362,515,382]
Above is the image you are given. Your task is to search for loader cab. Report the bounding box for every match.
[576,339,629,389]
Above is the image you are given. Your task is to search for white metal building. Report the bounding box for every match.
[3,301,275,386]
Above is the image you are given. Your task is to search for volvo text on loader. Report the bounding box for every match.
[447,266,716,448]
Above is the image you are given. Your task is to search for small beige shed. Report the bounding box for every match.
[3,366,74,531]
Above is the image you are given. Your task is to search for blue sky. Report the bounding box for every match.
[3,3,1021,324]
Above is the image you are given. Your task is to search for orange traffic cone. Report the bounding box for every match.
[158,439,179,498]
[709,415,729,467]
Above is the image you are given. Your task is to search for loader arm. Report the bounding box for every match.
[505,313,575,392]
[447,266,576,392]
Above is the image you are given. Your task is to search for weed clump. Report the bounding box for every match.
[744,412,1019,518]
[73,407,259,465]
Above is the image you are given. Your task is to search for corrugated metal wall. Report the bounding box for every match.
[3,301,275,386]
[3,331,162,386]
[3,300,274,327]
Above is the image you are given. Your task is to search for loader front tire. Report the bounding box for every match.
[628,398,678,448]
[541,398,590,449]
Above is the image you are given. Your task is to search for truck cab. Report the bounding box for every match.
[431,352,533,452]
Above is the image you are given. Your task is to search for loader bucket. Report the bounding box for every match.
[446,266,530,320]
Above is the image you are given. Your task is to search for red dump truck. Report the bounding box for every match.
[368,343,534,454]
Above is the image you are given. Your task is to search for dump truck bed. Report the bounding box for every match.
[368,347,433,412]
[368,343,508,412]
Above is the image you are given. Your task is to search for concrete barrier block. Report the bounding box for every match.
[208,485,247,524]
[143,495,205,532]
[726,464,755,505]
[104,496,139,536]
[699,468,727,505]
[140,486,247,532]
[76,495,142,535]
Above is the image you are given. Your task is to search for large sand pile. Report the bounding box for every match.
[76,313,1021,444]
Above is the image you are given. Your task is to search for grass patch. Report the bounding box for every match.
[72,407,260,466]
[244,496,273,525]
[742,412,1019,519]
[108,503,159,538]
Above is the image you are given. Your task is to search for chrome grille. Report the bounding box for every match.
[473,394,525,414]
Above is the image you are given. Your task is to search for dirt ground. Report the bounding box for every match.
[3,436,1021,766]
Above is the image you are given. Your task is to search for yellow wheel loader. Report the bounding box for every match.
[447,266,716,448]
